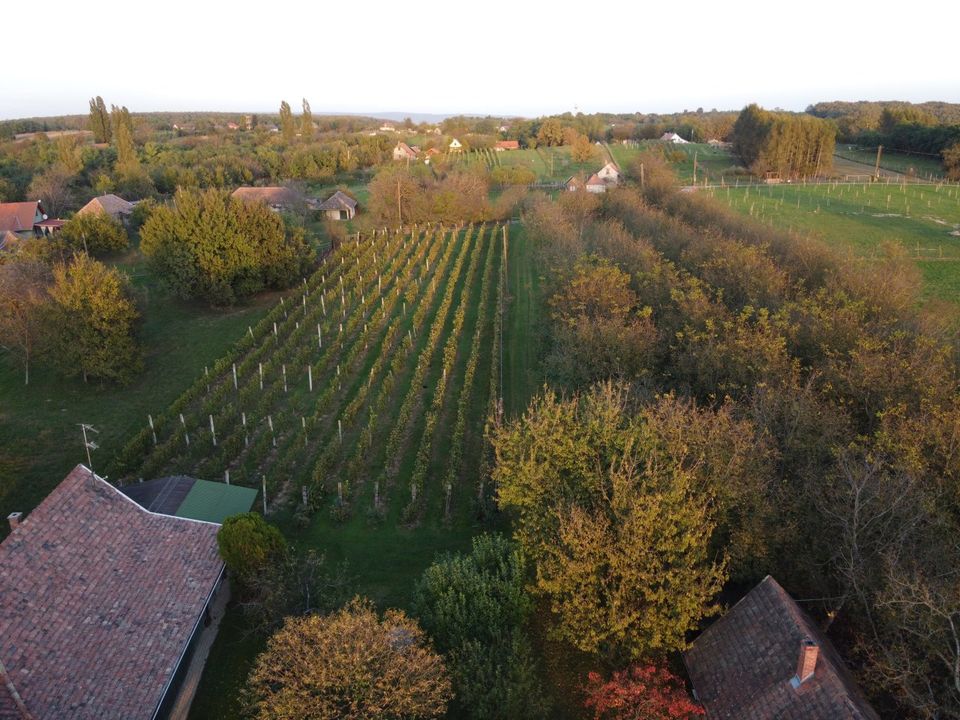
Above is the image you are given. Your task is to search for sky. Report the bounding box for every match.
[3,0,958,121]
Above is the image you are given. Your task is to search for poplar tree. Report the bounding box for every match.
[301,98,314,140]
[87,96,111,143]
[110,105,139,174]
[279,100,296,143]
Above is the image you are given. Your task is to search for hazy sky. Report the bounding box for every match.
[4,0,957,120]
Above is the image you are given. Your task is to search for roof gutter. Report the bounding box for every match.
[151,563,226,720]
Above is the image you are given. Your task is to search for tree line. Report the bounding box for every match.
[732,104,836,177]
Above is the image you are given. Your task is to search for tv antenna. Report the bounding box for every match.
[79,423,99,475]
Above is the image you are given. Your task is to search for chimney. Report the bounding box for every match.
[7,512,22,531]
[794,639,819,685]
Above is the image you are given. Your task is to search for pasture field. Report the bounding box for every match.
[459,144,606,183]
[705,180,960,302]
[607,141,739,183]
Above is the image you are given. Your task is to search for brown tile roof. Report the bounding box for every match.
[495,140,520,150]
[231,186,301,207]
[586,173,605,186]
[318,190,357,212]
[76,194,134,219]
[0,465,223,720]
[394,142,417,159]
[0,203,41,234]
[684,576,879,720]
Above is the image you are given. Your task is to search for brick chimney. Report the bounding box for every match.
[794,639,819,685]
[7,512,22,531]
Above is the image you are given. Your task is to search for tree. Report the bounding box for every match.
[216,512,287,590]
[944,142,960,181]
[301,98,314,140]
[110,105,139,175]
[583,664,704,720]
[570,132,598,163]
[536,119,564,147]
[140,188,314,305]
[0,260,50,384]
[413,534,550,720]
[493,382,770,661]
[246,598,452,720]
[44,254,142,384]
[60,212,129,255]
[279,100,296,144]
[87,96,111,143]
[27,168,74,218]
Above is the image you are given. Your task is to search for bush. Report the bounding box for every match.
[216,512,286,588]
[60,211,129,255]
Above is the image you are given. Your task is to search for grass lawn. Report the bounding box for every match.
[834,145,946,179]
[607,141,740,184]
[0,251,274,534]
[704,180,960,303]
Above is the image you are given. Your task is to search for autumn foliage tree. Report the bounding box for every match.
[60,211,129,255]
[246,598,452,720]
[44,253,142,384]
[0,259,50,384]
[583,664,704,720]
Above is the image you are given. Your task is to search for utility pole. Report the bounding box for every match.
[692,151,698,185]
[874,145,883,179]
[79,423,99,475]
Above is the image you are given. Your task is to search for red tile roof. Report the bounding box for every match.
[495,140,519,150]
[0,203,41,234]
[586,173,605,186]
[684,576,879,720]
[0,465,223,720]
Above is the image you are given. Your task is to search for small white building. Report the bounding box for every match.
[585,173,607,194]
[317,191,357,221]
[597,162,620,184]
[393,142,418,161]
[448,138,462,152]
[660,132,689,144]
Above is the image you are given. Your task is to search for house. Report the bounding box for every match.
[318,190,357,221]
[0,201,46,235]
[660,132,689,144]
[34,219,64,237]
[379,123,396,133]
[597,161,620,184]
[231,186,302,212]
[565,176,585,192]
[494,140,520,152]
[0,230,19,251]
[0,465,240,719]
[77,193,135,221]
[393,142,418,161]
[585,173,607,193]
[684,576,880,720]
[448,138,462,152]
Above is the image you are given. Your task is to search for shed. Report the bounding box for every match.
[317,190,357,221]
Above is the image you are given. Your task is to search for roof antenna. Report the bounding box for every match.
[79,423,99,477]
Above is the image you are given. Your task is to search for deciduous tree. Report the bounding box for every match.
[279,100,296,144]
[44,254,142,384]
[60,212,128,255]
[583,664,704,720]
[247,598,452,720]
[0,260,50,384]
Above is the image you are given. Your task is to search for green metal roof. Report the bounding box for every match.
[174,479,258,524]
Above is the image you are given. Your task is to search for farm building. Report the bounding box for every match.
[684,576,879,720]
[565,176,585,191]
[119,475,258,524]
[393,142,418,161]
[660,132,689,144]
[77,193,135,221]
[449,138,463,152]
[494,140,519,151]
[0,465,238,719]
[318,190,357,221]
[231,186,303,212]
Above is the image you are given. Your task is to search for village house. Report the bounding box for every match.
[77,193,135,222]
[684,576,880,720]
[565,176,585,192]
[494,140,520,152]
[379,123,396,133]
[448,138,463,152]
[660,131,689,144]
[231,186,303,212]
[585,173,608,193]
[393,142,418,161]
[597,161,620,184]
[0,201,46,236]
[0,465,256,719]
[318,190,357,221]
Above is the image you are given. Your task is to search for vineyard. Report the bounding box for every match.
[111,223,506,527]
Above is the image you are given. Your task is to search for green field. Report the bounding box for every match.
[0,252,274,530]
[705,180,960,302]
[834,145,946,179]
[607,141,740,184]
